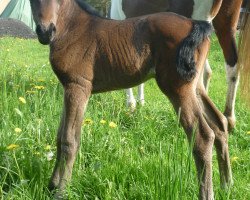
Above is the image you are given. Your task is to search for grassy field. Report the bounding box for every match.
[0,36,249,200]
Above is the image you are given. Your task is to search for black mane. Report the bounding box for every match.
[75,0,106,18]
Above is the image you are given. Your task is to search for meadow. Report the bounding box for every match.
[0,35,249,199]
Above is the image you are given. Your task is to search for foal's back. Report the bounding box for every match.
[63,14,194,92]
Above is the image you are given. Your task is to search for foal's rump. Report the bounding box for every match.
[145,13,212,81]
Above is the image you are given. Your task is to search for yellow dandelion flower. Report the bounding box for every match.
[231,156,239,163]
[19,97,26,104]
[7,49,10,52]
[44,145,51,150]
[100,119,106,124]
[14,128,22,133]
[6,144,19,150]
[109,122,117,128]
[247,131,250,135]
[83,118,93,125]
[34,85,45,90]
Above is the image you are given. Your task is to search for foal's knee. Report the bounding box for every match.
[61,140,77,159]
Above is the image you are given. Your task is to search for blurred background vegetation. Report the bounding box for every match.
[86,0,111,16]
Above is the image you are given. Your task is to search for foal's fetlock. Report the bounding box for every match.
[225,114,236,132]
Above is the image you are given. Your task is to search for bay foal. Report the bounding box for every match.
[111,0,243,130]
[29,0,232,199]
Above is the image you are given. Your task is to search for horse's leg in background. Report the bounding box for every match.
[212,0,243,130]
[48,82,91,196]
[203,59,212,92]
[126,88,137,110]
[138,83,145,105]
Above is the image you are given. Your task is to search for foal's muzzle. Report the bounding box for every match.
[36,23,56,45]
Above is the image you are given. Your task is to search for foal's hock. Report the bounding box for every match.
[29,0,232,199]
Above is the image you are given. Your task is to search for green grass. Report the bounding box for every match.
[0,36,249,199]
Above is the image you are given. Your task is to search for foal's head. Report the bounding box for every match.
[29,0,60,45]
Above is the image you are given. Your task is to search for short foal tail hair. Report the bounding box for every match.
[176,21,212,81]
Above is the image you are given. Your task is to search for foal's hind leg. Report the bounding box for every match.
[170,91,215,200]
[48,82,91,196]
[156,76,215,199]
[197,87,233,188]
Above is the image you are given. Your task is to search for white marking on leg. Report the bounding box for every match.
[126,88,136,110]
[224,64,239,127]
[138,84,145,106]
[110,0,126,20]
[192,0,215,22]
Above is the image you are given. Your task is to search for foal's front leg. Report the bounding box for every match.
[49,82,91,196]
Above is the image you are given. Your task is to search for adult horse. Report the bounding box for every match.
[111,0,243,130]
[29,0,232,199]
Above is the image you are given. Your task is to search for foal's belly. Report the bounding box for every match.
[91,64,155,94]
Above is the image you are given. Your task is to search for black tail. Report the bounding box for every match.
[176,21,212,81]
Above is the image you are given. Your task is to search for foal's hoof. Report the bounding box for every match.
[48,181,58,192]
[54,191,65,200]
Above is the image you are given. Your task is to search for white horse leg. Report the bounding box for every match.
[126,88,136,110]
[138,83,145,106]
[224,64,239,130]
[203,59,212,92]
